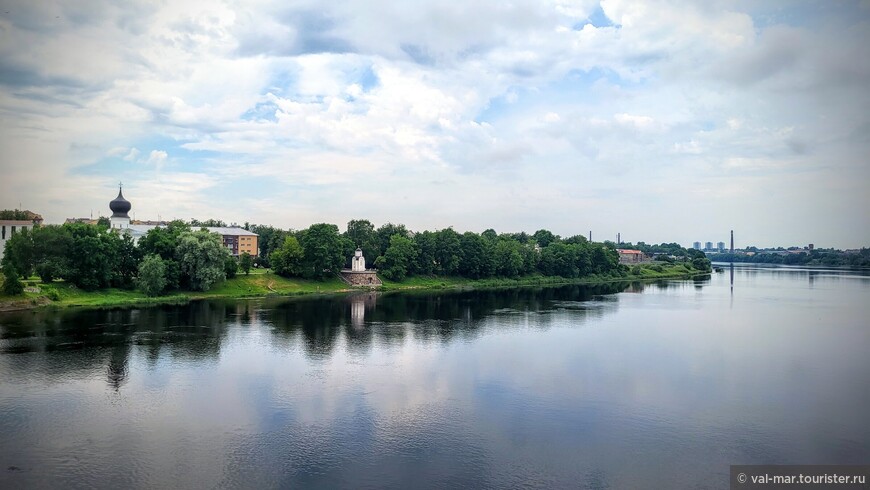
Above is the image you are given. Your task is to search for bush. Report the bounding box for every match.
[630,265,642,276]
[239,252,253,275]
[224,257,238,279]
[650,264,664,273]
[137,254,167,297]
[46,289,60,301]
[2,264,24,296]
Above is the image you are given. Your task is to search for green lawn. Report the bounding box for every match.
[0,271,350,310]
[1,263,708,311]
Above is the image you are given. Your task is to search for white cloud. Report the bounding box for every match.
[0,0,868,248]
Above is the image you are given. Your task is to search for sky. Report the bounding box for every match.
[0,0,868,249]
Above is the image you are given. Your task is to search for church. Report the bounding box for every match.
[100,185,259,257]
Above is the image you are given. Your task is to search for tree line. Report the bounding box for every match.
[250,219,708,282]
[711,249,870,267]
[1,217,711,297]
[1,221,253,296]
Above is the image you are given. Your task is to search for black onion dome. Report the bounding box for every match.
[109,187,131,218]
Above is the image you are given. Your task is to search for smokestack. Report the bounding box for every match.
[589,230,592,242]
[617,233,621,244]
[730,230,734,253]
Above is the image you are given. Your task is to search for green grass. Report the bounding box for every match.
[1,263,709,311]
[200,272,348,297]
[0,271,351,311]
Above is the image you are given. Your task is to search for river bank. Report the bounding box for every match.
[0,263,710,312]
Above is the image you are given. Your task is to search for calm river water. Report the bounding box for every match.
[1,266,869,489]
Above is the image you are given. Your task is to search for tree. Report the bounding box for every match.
[375,234,418,281]
[459,232,495,279]
[270,236,304,277]
[96,216,110,229]
[299,223,347,280]
[136,254,167,296]
[533,229,558,248]
[139,221,189,289]
[189,218,227,227]
[239,252,253,275]
[224,257,238,279]
[539,242,579,278]
[434,228,462,275]
[31,225,72,283]
[494,239,523,278]
[345,219,379,265]
[375,223,408,258]
[249,224,287,267]
[0,227,34,277]
[176,229,230,291]
[139,221,191,260]
[113,233,140,288]
[63,223,119,290]
[2,263,24,296]
[412,230,438,275]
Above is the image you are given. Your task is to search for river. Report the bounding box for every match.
[1,266,869,488]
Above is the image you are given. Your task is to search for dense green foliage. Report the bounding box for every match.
[2,221,230,295]
[270,236,304,277]
[345,219,379,264]
[137,254,167,296]
[375,234,418,281]
[299,223,349,279]
[0,209,37,220]
[2,263,24,295]
[712,248,870,267]
[224,257,238,279]
[189,218,227,227]
[239,252,253,275]
[176,230,231,291]
[248,224,288,268]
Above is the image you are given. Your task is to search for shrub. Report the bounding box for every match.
[224,257,238,279]
[2,264,24,296]
[137,254,167,297]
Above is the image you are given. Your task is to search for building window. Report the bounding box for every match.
[1,226,4,239]
[11,226,16,235]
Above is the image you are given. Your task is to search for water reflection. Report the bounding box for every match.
[6,272,865,489]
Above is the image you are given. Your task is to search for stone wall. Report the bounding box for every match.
[340,270,382,287]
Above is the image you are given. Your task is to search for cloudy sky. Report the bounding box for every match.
[1,0,868,249]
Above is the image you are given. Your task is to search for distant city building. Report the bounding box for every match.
[808,244,814,251]
[693,242,701,250]
[0,210,43,260]
[616,249,646,264]
[705,241,713,251]
[717,241,725,252]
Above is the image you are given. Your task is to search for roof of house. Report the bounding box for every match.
[616,249,645,254]
[0,220,36,226]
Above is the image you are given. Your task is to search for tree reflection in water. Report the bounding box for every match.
[0,281,696,386]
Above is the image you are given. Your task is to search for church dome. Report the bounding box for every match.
[109,187,131,218]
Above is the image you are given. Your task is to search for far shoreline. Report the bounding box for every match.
[0,264,713,313]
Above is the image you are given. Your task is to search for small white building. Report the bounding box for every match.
[351,248,366,272]
[341,248,381,286]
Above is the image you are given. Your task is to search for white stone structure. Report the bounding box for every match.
[351,248,366,272]
[341,248,381,287]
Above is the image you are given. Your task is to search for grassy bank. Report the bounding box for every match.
[0,262,708,311]
[0,271,350,311]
